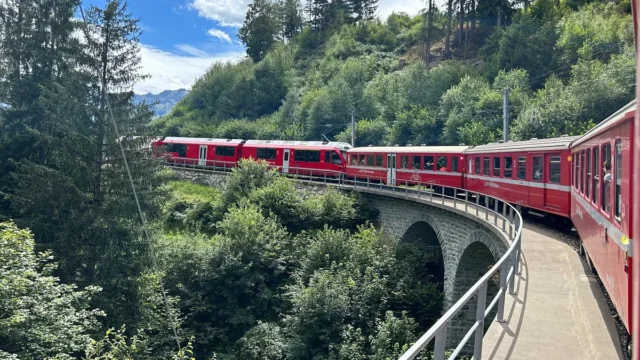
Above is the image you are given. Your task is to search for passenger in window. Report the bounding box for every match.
[603,160,612,183]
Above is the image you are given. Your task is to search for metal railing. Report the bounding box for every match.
[165,159,523,360]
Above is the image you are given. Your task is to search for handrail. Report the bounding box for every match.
[165,159,523,360]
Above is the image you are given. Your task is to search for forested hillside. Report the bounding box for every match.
[153,0,635,146]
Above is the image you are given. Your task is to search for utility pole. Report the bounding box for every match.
[503,88,510,142]
[351,109,355,147]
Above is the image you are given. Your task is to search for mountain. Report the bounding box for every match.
[133,89,189,118]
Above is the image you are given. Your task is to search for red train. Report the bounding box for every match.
[152,102,638,354]
[153,136,352,176]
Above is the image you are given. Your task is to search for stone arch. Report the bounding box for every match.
[447,235,502,352]
[399,220,446,288]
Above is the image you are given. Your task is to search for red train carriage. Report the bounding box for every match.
[345,146,468,187]
[241,140,351,176]
[155,137,243,168]
[571,101,636,351]
[464,136,577,217]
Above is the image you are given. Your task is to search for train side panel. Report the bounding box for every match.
[571,114,634,333]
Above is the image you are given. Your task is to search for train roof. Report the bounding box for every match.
[571,100,636,147]
[162,137,245,145]
[464,136,580,154]
[244,140,352,151]
[348,146,469,154]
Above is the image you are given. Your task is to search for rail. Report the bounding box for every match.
[164,158,524,360]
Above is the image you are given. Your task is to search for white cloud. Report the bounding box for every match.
[135,44,244,94]
[207,28,232,43]
[376,0,425,20]
[191,0,250,27]
[175,44,209,57]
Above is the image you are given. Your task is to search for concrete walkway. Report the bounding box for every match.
[482,223,623,360]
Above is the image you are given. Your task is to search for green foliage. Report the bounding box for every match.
[0,222,103,359]
[239,0,280,62]
[336,118,388,146]
[370,312,418,360]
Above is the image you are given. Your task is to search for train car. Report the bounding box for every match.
[241,140,351,176]
[570,100,636,354]
[155,137,244,168]
[345,146,468,187]
[464,136,577,217]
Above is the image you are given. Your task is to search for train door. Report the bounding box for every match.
[529,154,545,208]
[282,149,290,173]
[544,154,562,208]
[198,145,207,166]
[387,154,397,185]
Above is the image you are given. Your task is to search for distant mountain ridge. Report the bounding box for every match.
[133,89,189,118]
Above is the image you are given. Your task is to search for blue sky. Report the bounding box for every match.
[81,0,425,94]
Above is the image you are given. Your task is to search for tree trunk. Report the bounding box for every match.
[470,0,475,37]
[458,0,464,45]
[94,19,110,206]
[444,0,453,58]
[425,0,433,64]
[497,6,502,27]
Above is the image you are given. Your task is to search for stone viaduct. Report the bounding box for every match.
[174,169,510,349]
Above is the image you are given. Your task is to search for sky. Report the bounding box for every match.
[81,0,426,94]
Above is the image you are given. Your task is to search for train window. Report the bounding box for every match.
[401,156,409,169]
[602,144,611,213]
[424,156,434,170]
[437,156,447,171]
[493,157,501,177]
[257,148,277,160]
[375,155,383,167]
[585,149,591,198]
[518,157,526,179]
[294,150,320,162]
[452,157,459,172]
[549,156,561,183]
[360,155,366,166]
[580,150,586,193]
[367,155,374,166]
[532,156,543,182]
[413,156,422,169]
[216,146,235,157]
[483,157,490,176]
[351,155,358,165]
[331,152,342,165]
[592,147,599,204]
[504,157,513,178]
[325,151,330,163]
[474,157,480,174]
[615,140,622,221]
[167,143,187,157]
[575,152,580,190]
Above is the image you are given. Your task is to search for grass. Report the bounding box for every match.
[166,180,220,203]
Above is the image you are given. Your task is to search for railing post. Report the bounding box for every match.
[509,247,518,295]
[494,199,499,226]
[405,181,408,196]
[497,261,508,322]
[324,172,327,183]
[502,204,507,231]
[430,185,433,201]
[434,325,447,360]
[474,282,488,360]
[475,193,479,216]
[454,188,457,208]
[485,197,489,220]
[465,191,468,212]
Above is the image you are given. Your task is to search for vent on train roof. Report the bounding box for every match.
[421,144,426,146]
[407,144,412,146]
[530,138,538,140]
[497,140,504,143]
[394,144,399,147]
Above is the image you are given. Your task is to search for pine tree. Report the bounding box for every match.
[282,0,303,40]
[348,0,377,22]
[239,0,280,62]
[80,0,166,329]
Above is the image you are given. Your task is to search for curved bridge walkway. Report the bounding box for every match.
[170,166,622,360]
